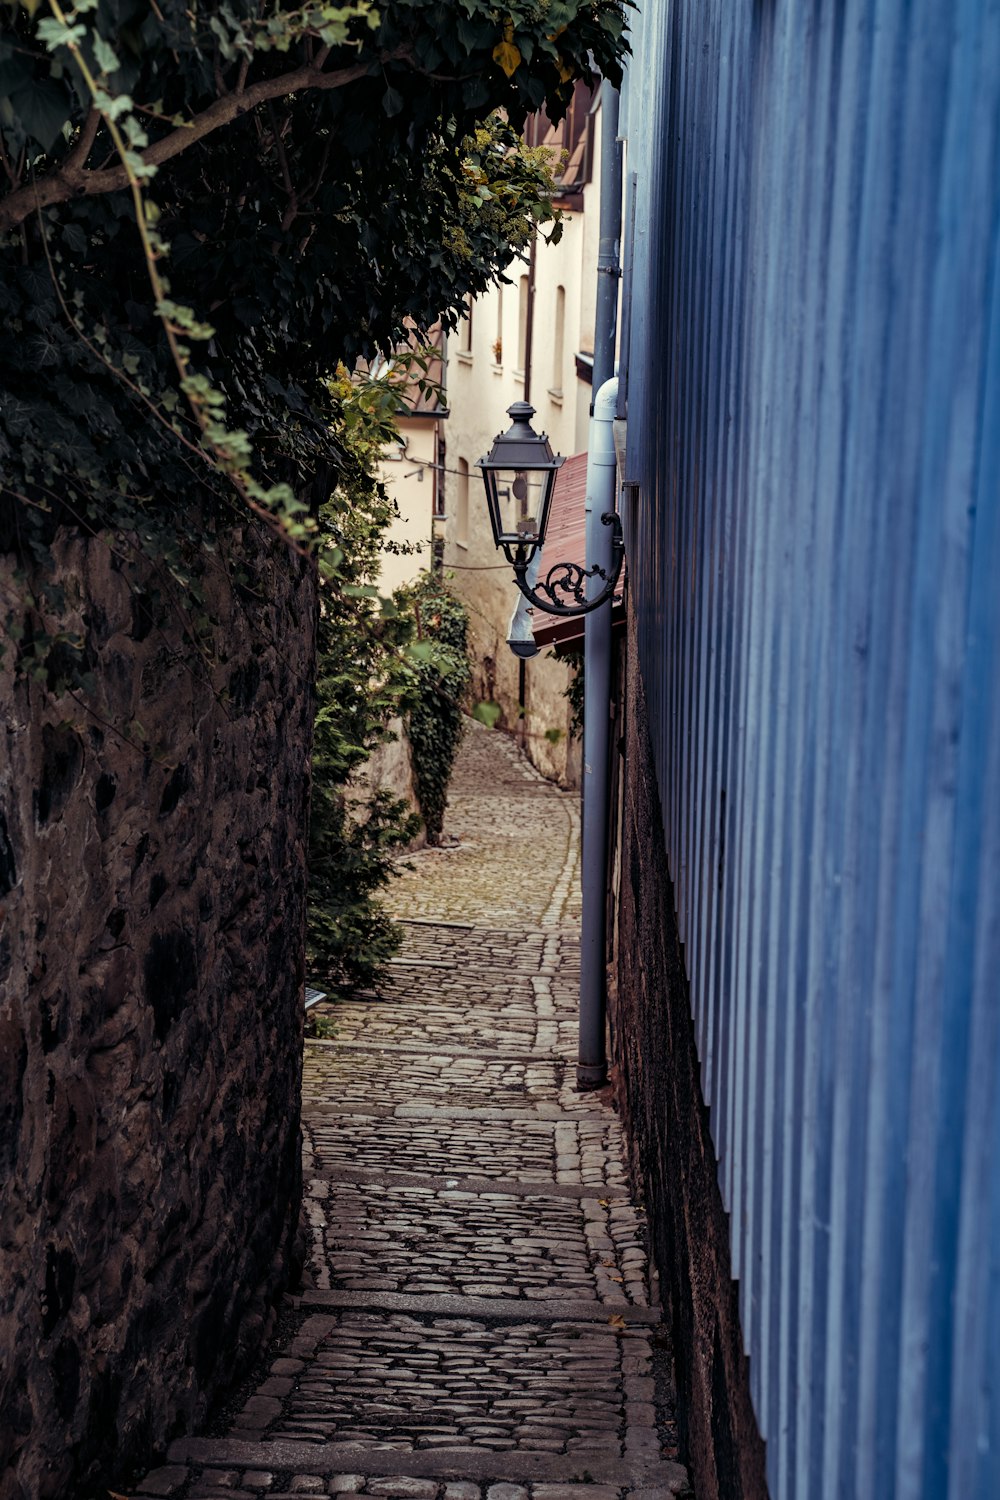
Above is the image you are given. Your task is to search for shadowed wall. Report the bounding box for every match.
[0,528,315,1499]
[611,607,768,1500]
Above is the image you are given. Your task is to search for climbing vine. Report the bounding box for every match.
[307,365,421,990]
[557,644,584,738]
[401,573,471,846]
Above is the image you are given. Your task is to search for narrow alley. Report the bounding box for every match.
[129,723,692,1500]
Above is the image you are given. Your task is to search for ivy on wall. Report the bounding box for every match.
[307,366,421,990]
[556,645,584,739]
[402,574,471,846]
[307,376,472,986]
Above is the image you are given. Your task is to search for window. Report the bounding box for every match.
[523,83,594,192]
[551,286,565,396]
[459,297,473,356]
[456,459,469,548]
[433,438,447,518]
[517,275,529,372]
[493,287,504,364]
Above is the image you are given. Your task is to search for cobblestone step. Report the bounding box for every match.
[306,1041,567,1065]
[302,1180,648,1306]
[304,1117,627,1192]
[302,1094,628,1123]
[291,1291,660,1323]
[302,1166,627,1202]
[312,1003,576,1061]
[301,1049,567,1111]
[302,1103,617,1123]
[147,1438,690,1496]
[140,1476,688,1500]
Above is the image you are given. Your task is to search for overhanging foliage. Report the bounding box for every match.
[0,0,628,584]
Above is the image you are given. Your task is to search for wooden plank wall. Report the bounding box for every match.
[618,4,1000,1497]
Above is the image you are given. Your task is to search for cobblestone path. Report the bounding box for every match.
[132,724,691,1500]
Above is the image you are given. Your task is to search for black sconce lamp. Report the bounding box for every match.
[475,403,624,617]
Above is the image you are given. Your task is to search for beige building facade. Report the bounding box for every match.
[376,410,443,595]
[440,88,605,787]
[352,357,447,845]
[365,335,449,595]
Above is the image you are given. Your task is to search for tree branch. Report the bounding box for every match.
[0,55,378,233]
[266,98,298,231]
[62,108,100,175]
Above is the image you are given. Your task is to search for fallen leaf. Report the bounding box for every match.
[608,1314,626,1330]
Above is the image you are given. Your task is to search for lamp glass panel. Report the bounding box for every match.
[490,467,549,545]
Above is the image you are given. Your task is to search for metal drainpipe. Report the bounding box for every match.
[510,220,539,714]
[578,85,622,1091]
[523,231,537,406]
[434,331,448,576]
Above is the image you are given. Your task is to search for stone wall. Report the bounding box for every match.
[353,716,425,851]
[0,528,315,1499]
[609,606,768,1500]
[454,553,581,789]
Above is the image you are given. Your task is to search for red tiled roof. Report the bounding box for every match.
[532,453,625,650]
[543,451,589,570]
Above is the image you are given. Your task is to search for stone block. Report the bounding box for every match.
[135,1467,192,1496]
[531,1489,620,1500]
[237,1396,283,1429]
[367,1481,438,1499]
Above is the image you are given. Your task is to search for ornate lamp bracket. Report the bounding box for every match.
[510,512,624,618]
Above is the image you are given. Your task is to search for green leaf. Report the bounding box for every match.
[10,79,71,152]
[123,113,148,148]
[472,700,502,729]
[35,17,87,50]
[61,221,87,254]
[461,76,492,108]
[0,56,34,95]
[91,86,133,122]
[92,34,120,76]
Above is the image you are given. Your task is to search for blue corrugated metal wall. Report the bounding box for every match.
[619,4,1000,1498]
